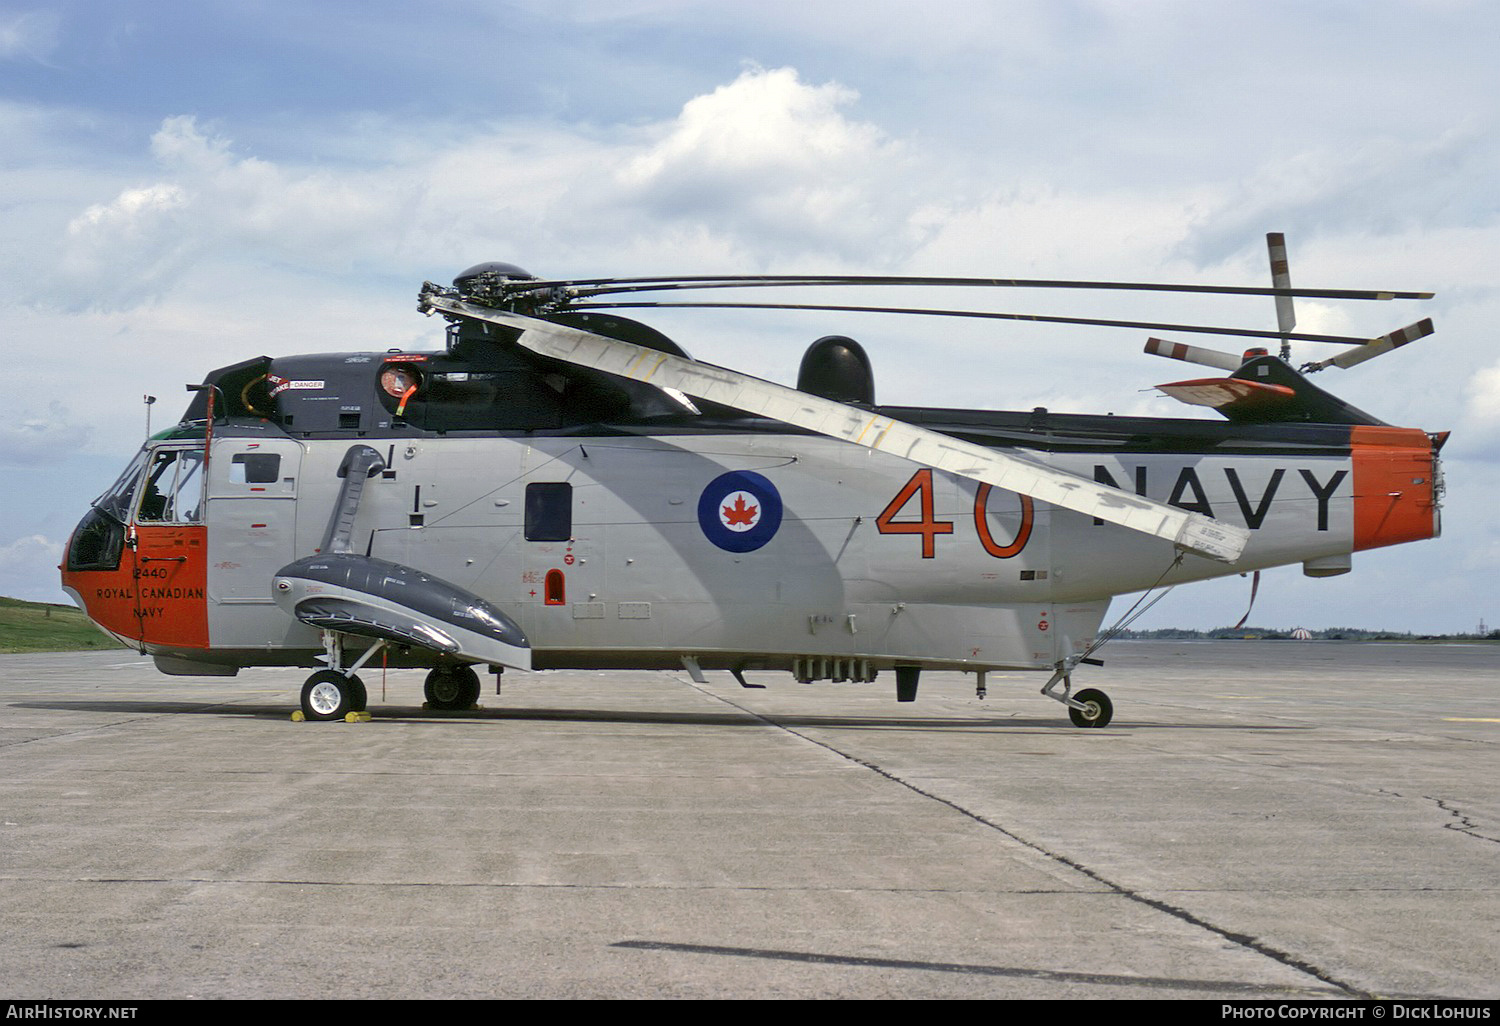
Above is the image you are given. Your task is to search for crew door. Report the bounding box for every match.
[204,439,304,647]
[128,444,211,648]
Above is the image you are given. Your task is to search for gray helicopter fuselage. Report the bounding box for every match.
[63,392,1431,681]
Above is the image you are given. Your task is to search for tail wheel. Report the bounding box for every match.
[425,665,481,710]
[301,670,362,721]
[1068,688,1113,728]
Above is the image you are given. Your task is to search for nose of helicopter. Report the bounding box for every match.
[59,444,212,651]
[59,504,137,645]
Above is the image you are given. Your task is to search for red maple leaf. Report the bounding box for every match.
[722,494,759,527]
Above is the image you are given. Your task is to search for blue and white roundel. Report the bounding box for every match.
[697,471,783,553]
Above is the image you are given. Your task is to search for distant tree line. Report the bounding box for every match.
[1118,626,1500,641]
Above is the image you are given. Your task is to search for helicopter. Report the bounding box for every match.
[58,234,1443,727]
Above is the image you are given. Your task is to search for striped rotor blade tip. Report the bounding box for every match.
[1143,337,1244,372]
[1329,318,1435,370]
[1266,232,1297,335]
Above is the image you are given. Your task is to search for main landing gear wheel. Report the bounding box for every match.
[301,670,365,721]
[1068,688,1113,728]
[425,665,481,710]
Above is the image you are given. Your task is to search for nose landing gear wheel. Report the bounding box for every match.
[424,665,482,710]
[1068,688,1113,728]
[301,670,365,721]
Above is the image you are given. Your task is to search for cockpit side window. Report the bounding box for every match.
[136,449,205,524]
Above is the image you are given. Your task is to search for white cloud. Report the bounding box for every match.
[0,534,63,603]
[1459,361,1500,458]
[0,9,60,63]
[56,68,951,308]
[0,402,92,466]
[1466,363,1500,417]
[623,67,876,180]
[615,65,924,262]
[58,116,420,307]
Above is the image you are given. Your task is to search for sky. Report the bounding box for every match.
[2,0,1497,634]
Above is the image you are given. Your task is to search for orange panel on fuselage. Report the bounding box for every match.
[63,525,210,649]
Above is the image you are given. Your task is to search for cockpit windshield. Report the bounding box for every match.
[68,449,149,573]
[92,449,149,522]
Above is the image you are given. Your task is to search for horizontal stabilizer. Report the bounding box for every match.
[1157,377,1297,412]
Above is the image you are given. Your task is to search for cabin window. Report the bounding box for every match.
[230,453,281,484]
[136,449,205,524]
[525,482,572,542]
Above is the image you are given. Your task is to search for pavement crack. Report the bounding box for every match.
[689,681,1373,1000]
[1424,796,1499,844]
[1379,789,1496,845]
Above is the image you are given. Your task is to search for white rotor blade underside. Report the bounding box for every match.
[1303,318,1436,372]
[422,296,1249,562]
[1267,232,1298,337]
[1144,337,1244,371]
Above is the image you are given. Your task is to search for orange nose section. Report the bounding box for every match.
[1351,426,1442,551]
[60,522,210,650]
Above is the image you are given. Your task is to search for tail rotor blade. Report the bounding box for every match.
[1303,319,1436,372]
[1144,337,1244,372]
[1267,232,1297,361]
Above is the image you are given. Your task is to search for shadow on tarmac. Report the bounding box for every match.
[11,698,1311,732]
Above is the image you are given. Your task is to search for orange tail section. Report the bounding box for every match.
[1351,427,1442,551]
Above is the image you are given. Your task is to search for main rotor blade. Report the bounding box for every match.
[421,294,1249,563]
[565,300,1405,346]
[502,273,1433,303]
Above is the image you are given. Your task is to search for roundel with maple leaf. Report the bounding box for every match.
[697,471,784,553]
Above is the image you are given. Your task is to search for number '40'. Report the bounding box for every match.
[875,469,1033,560]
